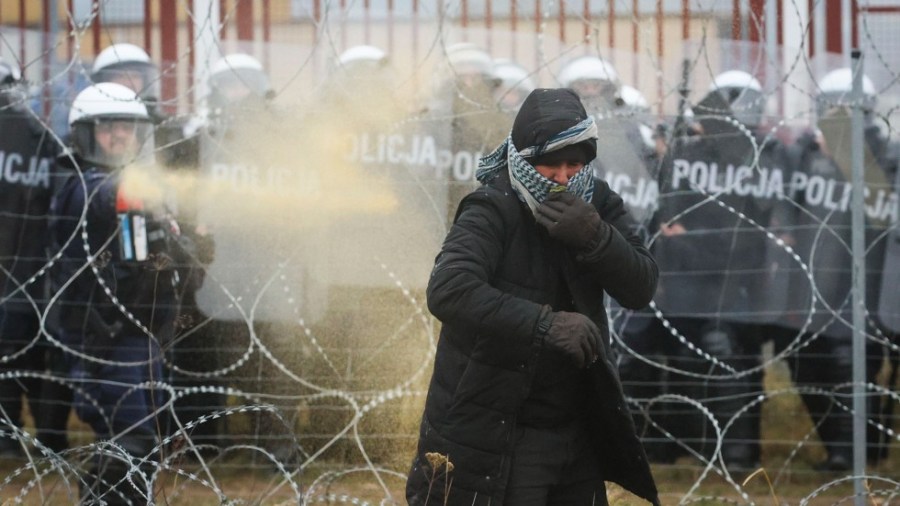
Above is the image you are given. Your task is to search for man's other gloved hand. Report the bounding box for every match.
[541,310,603,368]
[535,191,602,249]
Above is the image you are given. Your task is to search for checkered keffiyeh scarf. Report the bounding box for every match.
[475,117,597,216]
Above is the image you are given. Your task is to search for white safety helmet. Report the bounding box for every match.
[337,45,388,68]
[492,59,536,113]
[816,67,877,123]
[708,70,763,94]
[558,56,619,87]
[446,43,494,78]
[332,45,390,88]
[618,85,650,113]
[0,56,22,86]
[557,56,620,109]
[91,43,160,103]
[207,53,272,115]
[68,82,154,169]
[0,56,26,108]
[434,43,500,103]
[707,69,765,128]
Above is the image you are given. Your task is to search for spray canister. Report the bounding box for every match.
[116,187,148,261]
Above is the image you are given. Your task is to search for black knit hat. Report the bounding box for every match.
[511,88,597,162]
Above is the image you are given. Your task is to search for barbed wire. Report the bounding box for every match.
[0,1,899,504]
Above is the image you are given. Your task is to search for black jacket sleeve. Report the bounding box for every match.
[426,191,544,343]
[575,179,658,309]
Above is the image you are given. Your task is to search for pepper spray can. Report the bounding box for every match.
[116,187,148,261]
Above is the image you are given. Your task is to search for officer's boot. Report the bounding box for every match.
[33,368,72,454]
[867,344,894,465]
[813,405,854,471]
[723,330,763,472]
[700,324,760,471]
[667,339,712,461]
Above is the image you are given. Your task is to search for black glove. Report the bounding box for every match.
[539,309,602,369]
[535,191,602,249]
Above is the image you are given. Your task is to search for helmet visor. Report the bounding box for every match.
[72,117,156,169]
[93,61,161,103]
[716,87,765,127]
[209,68,271,102]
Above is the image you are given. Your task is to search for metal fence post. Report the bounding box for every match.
[850,47,867,506]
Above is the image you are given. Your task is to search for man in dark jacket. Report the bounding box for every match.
[406,88,660,506]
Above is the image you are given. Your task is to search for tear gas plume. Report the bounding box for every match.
[121,80,443,387]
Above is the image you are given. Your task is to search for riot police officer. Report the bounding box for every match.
[558,56,658,226]
[429,43,508,225]
[770,67,898,470]
[653,69,789,471]
[557,55,621,116]
[557,56,673,462]
[190,53,316,469]
[491,58,536,117]
[49,82,195,503]
[0,56,65,457]
[91,43,162,117]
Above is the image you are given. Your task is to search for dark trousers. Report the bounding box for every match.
[644,318,761,467]
[0,308,71,453]
[617,314,679,463]
[504,421,608,506]
[166,313,227,448]
[769,325,884,465]
[64,333,165,438]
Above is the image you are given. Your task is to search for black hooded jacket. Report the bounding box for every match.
[406,89,659,505]
[406,169,660,505]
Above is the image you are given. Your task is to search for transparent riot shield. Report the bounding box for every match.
[193,106,330,325]
[877,165,900,333]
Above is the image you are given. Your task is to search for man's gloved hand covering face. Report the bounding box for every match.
[542,310,603,368]
[535,191,602,249]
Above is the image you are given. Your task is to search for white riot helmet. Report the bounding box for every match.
[332,45,391,91]
[207,53,272,115]
[92,43,160,104]
[0,56,22,86]
[337,45,388,70]
[68,82,154,169]
[707,69,765,128]
[816,67,877,124]
[618,85,650,114]
[557,56,620,110]
[444,43,500,88]
[0,57,26,107]
[491,59,536,113]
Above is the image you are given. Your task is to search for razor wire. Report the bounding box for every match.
[0,0,899,504]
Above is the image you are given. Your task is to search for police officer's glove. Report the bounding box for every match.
[535,192,603,250]
[538,307,602,369]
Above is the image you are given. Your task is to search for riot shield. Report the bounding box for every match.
[877,166,900,333]
[773,108,893,338]
[425,48,511,226]
[593,114,660,228]
[193,109,327,324]
[655,89,790,325]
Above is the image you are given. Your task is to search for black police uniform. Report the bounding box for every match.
[765,118,898,469]
[0,89,65,456]
[653,98,791,469]
[49,157,194,503]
